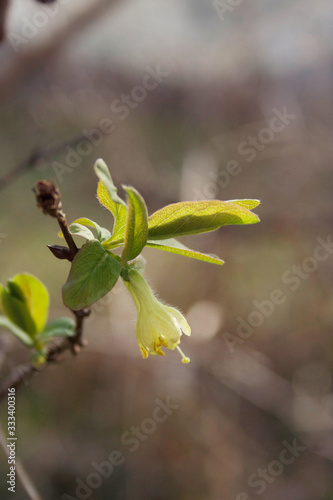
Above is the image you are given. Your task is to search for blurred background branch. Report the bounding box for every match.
[0,0,9,42]
[0,0,122,97]
[0,130,98,192]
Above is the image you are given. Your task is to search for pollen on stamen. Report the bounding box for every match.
[177,345,190,364]
[140,347,148,359]
[153,341,165,356]
[159,336,168,348]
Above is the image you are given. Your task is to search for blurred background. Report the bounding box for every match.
[1,0,333,498]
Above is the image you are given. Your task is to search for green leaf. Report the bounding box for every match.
[63,240,122,310]
[146,238,224,265]
[0,274,49,336]
[121,186,148,264]
[75,218,111,242]
[97,177,116,213]
[94,159,127,208]
[65,223,95,241]
[95,159,128,245]
[226,199,261,210]
[59,218,111,243]
[7,281,25,302]
[11,274,49,333]
[148,200,260,240]
[0,288,36,335]
[41,317,76,339]
[98,181,128,245]
[0,316,34,346]
[102,235,125,250]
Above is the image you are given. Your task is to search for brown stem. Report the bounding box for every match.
[33,179,78,260]
[0,181,88,401]
[57,212,78,261]
[0,310,89,400]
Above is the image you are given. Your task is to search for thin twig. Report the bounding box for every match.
[0,310,89,399]
[0,180,89,401]
[56,212,78,261]
[34,179,78,260]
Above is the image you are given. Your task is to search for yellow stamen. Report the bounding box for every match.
[159,336,169,348]
[153,341,165,356]
[177,345,190,364]
[140,347,148,359]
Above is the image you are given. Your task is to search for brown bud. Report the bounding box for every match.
[47,245,72,260]
[34,180,62,217]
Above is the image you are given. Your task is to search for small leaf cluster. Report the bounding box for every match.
[0,273,75,366]
[61,159,260,311]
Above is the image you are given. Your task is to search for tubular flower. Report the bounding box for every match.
[124,269,191,363]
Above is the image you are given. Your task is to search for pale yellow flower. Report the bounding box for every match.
[124,269,191,363]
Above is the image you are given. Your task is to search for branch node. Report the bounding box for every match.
[34,179,78,260]
[0,181,91,401]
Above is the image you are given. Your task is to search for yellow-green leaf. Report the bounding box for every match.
[0,287,36,335]
[94,159,128,245]
[146,238,224,265]
[0,274,49,335]
[97,180,127,243]
[11,274,49,333]
[94,159,127,208]
[226,199,260,210]
[121,186,148,264]
[148,200,260,240]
